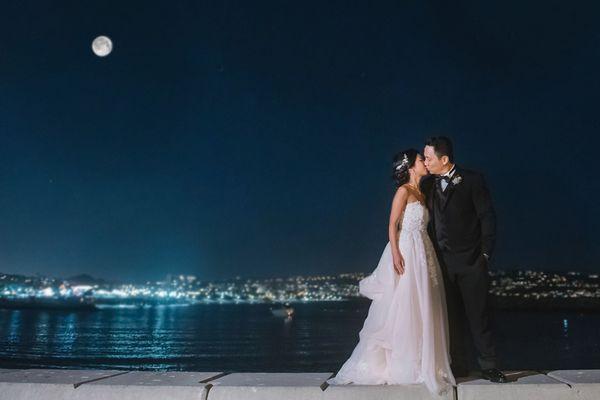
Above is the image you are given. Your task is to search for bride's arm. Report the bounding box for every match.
[389,186,408,275]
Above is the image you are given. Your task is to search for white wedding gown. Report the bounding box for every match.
[328,201,456,395]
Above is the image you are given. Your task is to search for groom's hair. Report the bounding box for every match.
[425,136,454,163]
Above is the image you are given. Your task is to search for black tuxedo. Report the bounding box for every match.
[421,166,497,372]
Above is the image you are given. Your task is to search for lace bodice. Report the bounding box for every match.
[400,201,429,233]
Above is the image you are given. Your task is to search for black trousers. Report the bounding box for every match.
[440,254,497,372]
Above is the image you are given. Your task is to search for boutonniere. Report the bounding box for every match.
[451,175,462,185]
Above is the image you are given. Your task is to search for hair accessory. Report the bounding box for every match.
[395,154,409,171]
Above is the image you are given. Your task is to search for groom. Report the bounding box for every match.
[420,136,507,383]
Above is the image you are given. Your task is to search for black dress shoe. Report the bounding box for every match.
[481,368,507,383]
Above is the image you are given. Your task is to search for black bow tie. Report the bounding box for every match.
[436,175,450,184]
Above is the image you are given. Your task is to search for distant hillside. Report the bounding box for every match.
[64,274,108,286]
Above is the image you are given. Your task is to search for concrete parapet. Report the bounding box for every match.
[457,371,572,400]
[76,371,223,400]
[207,372,333,400]
[325,382,455,400]
[0,369,128,400]
[0,369,598,400]
[547,369,600,400]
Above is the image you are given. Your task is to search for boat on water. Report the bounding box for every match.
[270,303,294,317]
[0,296,96,311]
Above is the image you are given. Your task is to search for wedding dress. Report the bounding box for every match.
[328,201,455,395]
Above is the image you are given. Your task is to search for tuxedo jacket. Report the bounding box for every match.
[420,166,496,271]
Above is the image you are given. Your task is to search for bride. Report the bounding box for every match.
[328,149,456,395]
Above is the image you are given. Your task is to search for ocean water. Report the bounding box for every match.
[0,300,599,371]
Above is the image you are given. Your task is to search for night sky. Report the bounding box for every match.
[0,1,598,282]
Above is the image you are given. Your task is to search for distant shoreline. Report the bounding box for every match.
[491,296,600,312]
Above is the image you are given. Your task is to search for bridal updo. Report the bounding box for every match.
[392,148,419,187]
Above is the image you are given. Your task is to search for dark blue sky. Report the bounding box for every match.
[0,1,598,281]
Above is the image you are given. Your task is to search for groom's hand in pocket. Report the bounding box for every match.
[480,252,490,269]
[393,253,405,275]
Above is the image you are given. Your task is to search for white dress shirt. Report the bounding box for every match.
[440,164,456,192]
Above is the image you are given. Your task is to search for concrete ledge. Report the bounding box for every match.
[207,372,333,400]
[0,369,128,400]
[325,383,455,400]
[547,370,600,400]
[457,371,573,400]
[76,371,223,400]
[0,369,598,400]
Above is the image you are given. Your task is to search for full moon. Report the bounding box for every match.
[92,36,113,57]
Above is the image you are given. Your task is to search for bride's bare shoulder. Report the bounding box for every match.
[395,185,409,195]
[393,185,410,202]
